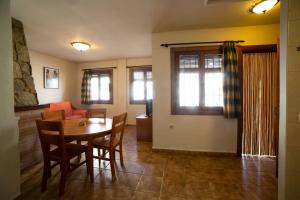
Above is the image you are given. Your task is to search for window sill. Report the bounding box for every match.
[130,100,147,105]
[88,100,113,105]
[171,107,223,115]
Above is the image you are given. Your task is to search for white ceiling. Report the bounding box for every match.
[11,0,280,62]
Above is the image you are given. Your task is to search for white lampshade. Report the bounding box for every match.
[251,0,279,14]
[71,42,91,51]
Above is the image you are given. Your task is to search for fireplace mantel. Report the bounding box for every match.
[14,104,49,112]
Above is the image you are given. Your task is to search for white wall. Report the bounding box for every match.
[279,0,288,199]
[0,0,20,199]
[75,57,152,124]
[152,24,280,153]
[279,0,300,199]
[29,50,77,104]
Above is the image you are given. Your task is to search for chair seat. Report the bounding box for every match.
[49,143,87,160]
[93,136,111,148]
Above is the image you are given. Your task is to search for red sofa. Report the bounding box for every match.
[45,101,87,120]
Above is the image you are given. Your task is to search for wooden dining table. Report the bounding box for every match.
[62,118,112,183]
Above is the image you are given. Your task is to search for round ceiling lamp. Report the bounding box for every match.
[71,41,91,51]
[251,0,279,14]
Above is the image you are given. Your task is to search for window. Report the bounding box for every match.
[171,46,223,115]
[130,67,152,104]
[90,69,113,104]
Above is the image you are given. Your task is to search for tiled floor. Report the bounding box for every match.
[18,126,277,200]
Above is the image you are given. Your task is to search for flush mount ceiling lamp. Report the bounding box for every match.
[251,0,279,14]
[71,41,91,51]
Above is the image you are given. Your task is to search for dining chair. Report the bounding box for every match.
[41,109,83,160]
[36,120,88,196]
[41,110,65,121]
[88,108,107,122]
[92,113,127,180]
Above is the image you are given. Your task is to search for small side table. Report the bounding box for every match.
[136,114,152,142]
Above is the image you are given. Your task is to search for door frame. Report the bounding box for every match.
[236,44,278,157]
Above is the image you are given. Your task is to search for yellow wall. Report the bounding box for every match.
[152,24,280,153]
[75,57,152,124]
[29,50,77,104]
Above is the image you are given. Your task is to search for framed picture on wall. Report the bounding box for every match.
[44,67,59,89]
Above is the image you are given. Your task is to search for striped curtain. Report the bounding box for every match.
[222,42,241,118]
[81,70,92,104]
[242,52,278,156]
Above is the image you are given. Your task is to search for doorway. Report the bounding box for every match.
[237,45,279,159]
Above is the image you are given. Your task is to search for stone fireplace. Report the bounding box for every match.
[12,18,46,178]
[12,18,38,107]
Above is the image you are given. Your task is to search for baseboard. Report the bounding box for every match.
[152,147,237,157]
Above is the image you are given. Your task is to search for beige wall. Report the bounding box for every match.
[29,51,152,124]
[75,57,152,124]
[280,0,300,199]
[29,50,77,104]
[0,0,20,199]
[152,24,279,153]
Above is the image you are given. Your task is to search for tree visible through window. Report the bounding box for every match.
[130,67,152,104]
[90,69,113,104]
[171,46,223,115]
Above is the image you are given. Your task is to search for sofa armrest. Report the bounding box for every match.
[73,109,87,117]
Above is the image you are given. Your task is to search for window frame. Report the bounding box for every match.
[129,66,152,104]
[89,69,113,104]
[171,46,223,115]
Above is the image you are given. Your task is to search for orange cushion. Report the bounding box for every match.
[49,102,72,117]
[65,115,83,120]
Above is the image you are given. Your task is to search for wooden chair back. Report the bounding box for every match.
[36,120,66,160]
[88,108,106,119]
[110,113,127,147]
[41,110,65,121]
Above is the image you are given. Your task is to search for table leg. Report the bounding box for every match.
[88,138,94,183]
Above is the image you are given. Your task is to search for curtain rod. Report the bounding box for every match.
[160,40,245,48]
[82,67,117,71]
[126,65,152,68]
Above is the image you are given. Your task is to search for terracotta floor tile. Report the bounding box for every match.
[160,194,186,200]
[143,163,165,177]
[115,161,145,174]
[19,126,277,200]
[161,178,186,198]
[136,175,162,193]
[147,153,168,165]
[131,191,160,200]
[123,150,150,163]
[95,187,134,200]
[67,166,99,181]
[94,170,141,189]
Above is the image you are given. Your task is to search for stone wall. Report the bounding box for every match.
[12,18,38,106]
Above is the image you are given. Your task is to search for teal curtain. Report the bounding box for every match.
[81,70,92,104]
[222,41,241,118]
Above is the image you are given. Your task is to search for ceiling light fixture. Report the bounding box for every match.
[71,41,91,51]
[251,0,279,14]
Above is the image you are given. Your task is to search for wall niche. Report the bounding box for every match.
[12,18,38,107]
